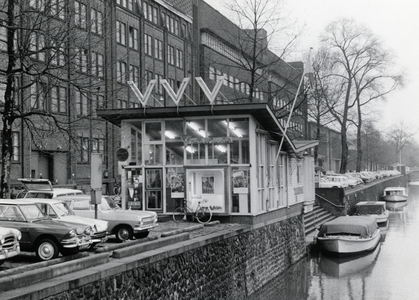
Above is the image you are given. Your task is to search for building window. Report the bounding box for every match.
[51,86,67,114]
[30,81,45,110]
[75,89,88,116]
[77,48,88,73]
[78,136,89,163]
[116,21,126,45]
[144,34,152,56]
[117,61,127,83]
[12,132,19,162]
[167,45,174,65]
[50,0,65,20]
[129,64,140,85]
[75,1,87,29]
[91,8,103,35]
[176,49,183,68]
[155,38,163,60]
[29,32,45,61]
[129,26,138,50]
[92,51,104,78]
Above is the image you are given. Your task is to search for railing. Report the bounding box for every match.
[315,193,345,208]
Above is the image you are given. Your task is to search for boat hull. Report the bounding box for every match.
[382,195,408,202]
[317,229,381,254]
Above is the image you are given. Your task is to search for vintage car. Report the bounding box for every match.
[0,226,21,265]
[16,178,84,199]
[57,195,158,242]
[29,198,108,247]
[0,199,93,261]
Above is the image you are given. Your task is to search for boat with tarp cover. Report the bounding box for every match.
[355,201,389,225]
[317,216,381,254]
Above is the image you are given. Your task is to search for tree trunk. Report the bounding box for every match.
[1,0,16,198]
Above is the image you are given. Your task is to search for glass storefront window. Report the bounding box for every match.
[165,120,183,141]
[208,143,228,164]
[207,119,227,137]
[130,128,142,164]
[166,141,184,165]
[144,144,163,165]
[229,118,249,164]
[186,120,205,138]
[186,143,205,164]
[145,122,161,141]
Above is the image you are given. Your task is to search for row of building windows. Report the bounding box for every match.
[29,81,104,116]
[208,66,264,101]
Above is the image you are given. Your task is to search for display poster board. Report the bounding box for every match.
[186,168,225,213]
[233,170,249,194]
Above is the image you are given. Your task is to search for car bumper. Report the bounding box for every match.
[92,231,108,243]
[0,245,20,260]
[61,236,93,249]
[133,223,158,233]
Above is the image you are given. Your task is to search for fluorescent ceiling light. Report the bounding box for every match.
[165,131,175,139]
[187,122,206,137]
[225,121,243,137]
[216,145,227,152]
[186,146,195,153]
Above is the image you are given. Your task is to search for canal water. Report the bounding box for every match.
[248,181,419,300]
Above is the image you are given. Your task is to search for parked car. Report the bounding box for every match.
[16,178,84,199]
[0,199,93,261]
[318,176,349,188]
[0,226,21,265]
[30,198,108,247]
[57,195,158,242]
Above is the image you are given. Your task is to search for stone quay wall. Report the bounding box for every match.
[6,213,306,300]
[315,175,409,216]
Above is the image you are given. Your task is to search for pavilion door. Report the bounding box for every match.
[145,168,163,211]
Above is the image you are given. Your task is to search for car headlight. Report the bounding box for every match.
[68,229,77,237]
[84,226,93,235]
[16,231,22,241]
[0,235,4,244]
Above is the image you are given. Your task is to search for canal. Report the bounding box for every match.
[248,181,419,300]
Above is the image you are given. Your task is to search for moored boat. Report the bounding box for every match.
[317,216,381,255]
[382,186,408,202]
[355,201,389,225]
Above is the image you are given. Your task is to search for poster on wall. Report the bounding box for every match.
[233,170,249,194]
[170,174,184,198]
[202,176,214,194]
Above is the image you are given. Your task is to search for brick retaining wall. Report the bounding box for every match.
[4,214,306,300]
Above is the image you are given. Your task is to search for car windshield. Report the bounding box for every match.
[38,202,74,218]
[98,197,120,211]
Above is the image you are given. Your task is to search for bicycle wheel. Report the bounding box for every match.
[173,207,186,222]
[196,206,212,224]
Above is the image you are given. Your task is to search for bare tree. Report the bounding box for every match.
[387,121,418,165]
[319,19,403,173]
[203,0,303,122]
[0,0,110,197]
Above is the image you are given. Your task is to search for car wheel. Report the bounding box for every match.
[35,238,59,261]
[115,225,133,242]
[134,231,149,239]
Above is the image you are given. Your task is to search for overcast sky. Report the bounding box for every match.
[205,0,419,142]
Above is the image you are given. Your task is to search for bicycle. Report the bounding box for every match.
[172,199,212,224]
[113,183,121,196]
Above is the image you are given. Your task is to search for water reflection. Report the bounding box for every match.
[319,243,381,278]
[248,181,419,300]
